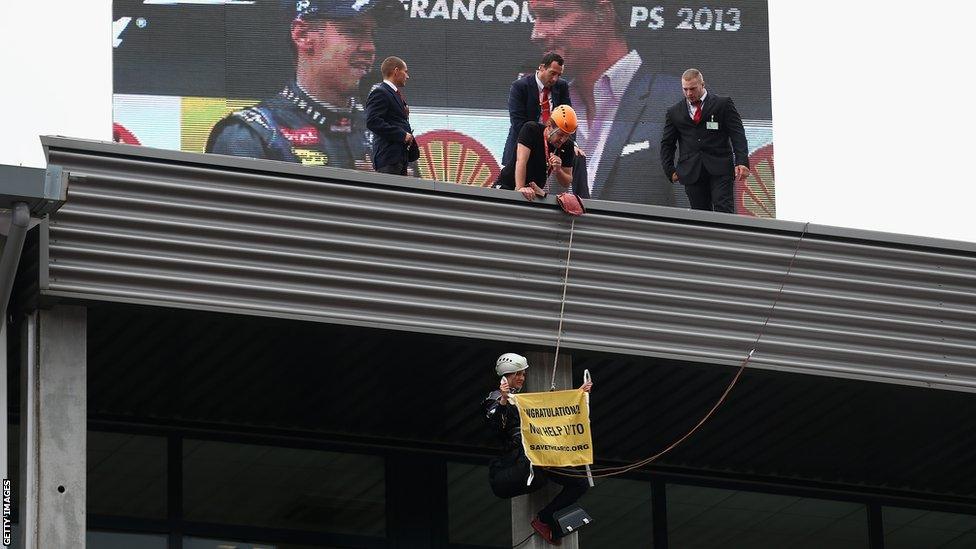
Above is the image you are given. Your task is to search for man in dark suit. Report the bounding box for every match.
[660,68,750,213]
[501,52,571,168]
[365,56,419,175]
[528,0,684,206]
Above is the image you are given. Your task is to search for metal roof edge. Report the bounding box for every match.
[40,136,976,255]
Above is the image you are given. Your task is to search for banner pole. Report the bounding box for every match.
[584,369,594,487]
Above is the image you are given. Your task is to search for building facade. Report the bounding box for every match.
[2,138,976,548]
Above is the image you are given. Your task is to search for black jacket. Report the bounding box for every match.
[483,389,522,453]
[660,92,749,185]
[365,82,418,171]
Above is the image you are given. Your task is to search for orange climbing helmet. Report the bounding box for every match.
[550,104,578,134]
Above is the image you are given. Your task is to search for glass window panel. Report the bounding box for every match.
[88,431,168,518]
[184,538,347,549]
[183,440,384,536]
[884,507,976,549]
[667,484,867,549]
[578,477,653,547]
[88,531,168,549]
[447,462,510,547]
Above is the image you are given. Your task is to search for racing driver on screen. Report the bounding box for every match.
[206,0,399,169]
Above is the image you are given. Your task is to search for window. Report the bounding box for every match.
[183,440,385,536]
[578,477,653,547]
[183,537,347,549]
[884,507,976,548]
[447,462,510,547]
[88,432,168,518]
[667,484,867,548]
[88,531,168,549]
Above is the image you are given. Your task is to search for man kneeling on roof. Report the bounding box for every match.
[492,105,579,202]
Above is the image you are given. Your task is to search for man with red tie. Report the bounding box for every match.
[501,52,572,169]
[366,56,420,175]
[660,68,750,213]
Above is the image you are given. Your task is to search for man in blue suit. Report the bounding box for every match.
[501,52,572,168]
[529,0,685,207]
[365,56,419,175]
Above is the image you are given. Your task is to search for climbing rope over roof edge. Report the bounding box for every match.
[549,221,811,479]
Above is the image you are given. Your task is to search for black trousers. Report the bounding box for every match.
[489,452,589,537]
[683,169,734,213]
[535,468,589,536]
[376,162,407,176]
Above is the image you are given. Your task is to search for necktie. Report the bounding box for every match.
[540,87,551,124]
[692,100,702,124]
[396,88,410,118]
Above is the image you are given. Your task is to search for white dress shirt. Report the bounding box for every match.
[535,73,549,122]
[569,50,643,194]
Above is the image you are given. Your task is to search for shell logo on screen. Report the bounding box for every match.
[416,130,501,187]
[737,143,775,218]
[112,122,141,146]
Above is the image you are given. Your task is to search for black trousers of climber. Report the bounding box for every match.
[489,451,589,536]
[535,469,588,532]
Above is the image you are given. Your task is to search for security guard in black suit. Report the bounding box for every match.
[660,68,750,213]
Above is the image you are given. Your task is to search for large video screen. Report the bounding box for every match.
[113,0,773,216]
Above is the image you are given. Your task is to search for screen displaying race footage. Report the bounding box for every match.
[113,0,774,216]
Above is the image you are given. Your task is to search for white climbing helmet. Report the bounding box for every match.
[495,352,529,376]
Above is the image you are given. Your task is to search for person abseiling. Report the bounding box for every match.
[483,353,593,545]
[493,105,578,202]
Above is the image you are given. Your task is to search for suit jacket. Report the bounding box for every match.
[501,73,571,167]
[588,68,686,207]
[660,92,749,185]
[365,82,417,170]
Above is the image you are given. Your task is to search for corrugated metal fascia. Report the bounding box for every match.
[41,136,976,254]
[40,137,976,391]
[563,212,976,390]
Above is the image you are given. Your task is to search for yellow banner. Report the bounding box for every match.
[513,389,594,467]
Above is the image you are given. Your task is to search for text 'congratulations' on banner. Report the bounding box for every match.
[512,389,594,467]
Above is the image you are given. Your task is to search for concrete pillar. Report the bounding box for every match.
[19,306,86,549]
[512,351,580,549]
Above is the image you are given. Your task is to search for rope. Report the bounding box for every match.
[552,222,811,479]
[550,216,577,391]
